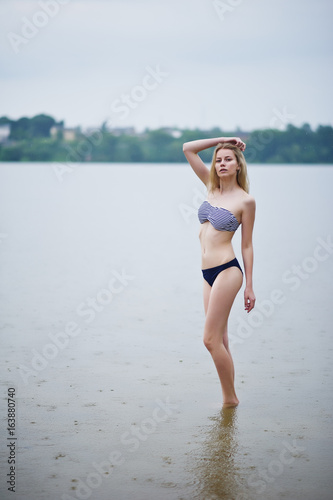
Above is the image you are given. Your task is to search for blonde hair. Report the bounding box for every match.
[208,143,249,193]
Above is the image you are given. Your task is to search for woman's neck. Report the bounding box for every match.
[218,177,239,193]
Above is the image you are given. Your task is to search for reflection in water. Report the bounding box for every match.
[190,407,247,500]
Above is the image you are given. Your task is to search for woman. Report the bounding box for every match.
[183,136,256,407]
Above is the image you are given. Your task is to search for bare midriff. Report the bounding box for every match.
[199,222,236,270]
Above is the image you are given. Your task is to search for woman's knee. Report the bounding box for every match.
[203,328,223,352]
[203,334,214,352]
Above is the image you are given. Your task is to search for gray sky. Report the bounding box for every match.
[1,0,333,131]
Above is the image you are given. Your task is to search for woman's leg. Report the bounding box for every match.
[203,279,211,315]
[203,280,235,381]
[203,267,242,406]
[223,325,235,382]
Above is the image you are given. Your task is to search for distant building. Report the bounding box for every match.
[63,128,77,141]
[50,125,60,138]
[0,124,10,143]
[160,127,182,138]
[50,125,78,142]
[108,127,136,136]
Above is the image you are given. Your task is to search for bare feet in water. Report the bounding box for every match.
[223,398,239,408]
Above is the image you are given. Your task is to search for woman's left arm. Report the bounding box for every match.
[241,196,256,313]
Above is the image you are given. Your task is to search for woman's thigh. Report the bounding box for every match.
[204,267,243,337]
[203,279,211,315]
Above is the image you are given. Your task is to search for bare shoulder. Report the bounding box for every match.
[239,192,255,225]
[241,191,256,210]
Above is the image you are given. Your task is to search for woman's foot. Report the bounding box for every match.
[223,398,239,408]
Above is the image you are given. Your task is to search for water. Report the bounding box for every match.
[0,163,333,499]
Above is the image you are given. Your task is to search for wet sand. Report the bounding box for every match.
[1,164,333,499]
[1,311,332,500]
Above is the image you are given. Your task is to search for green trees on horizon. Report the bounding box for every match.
[0,114,332,163]
[0,114,63,141]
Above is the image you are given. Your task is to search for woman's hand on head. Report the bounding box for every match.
[226,137,246,151]
[244,287,256,313]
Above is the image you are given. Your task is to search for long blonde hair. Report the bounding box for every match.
[208,143,249,193]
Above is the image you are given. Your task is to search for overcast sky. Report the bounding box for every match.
[1,0,332,132]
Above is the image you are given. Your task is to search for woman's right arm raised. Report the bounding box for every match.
[182,136,246,186]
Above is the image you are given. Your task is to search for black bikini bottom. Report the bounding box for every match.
[202,258,243,287]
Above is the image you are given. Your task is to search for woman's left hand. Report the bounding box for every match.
[244,287,256,313]
[226,137,246,151]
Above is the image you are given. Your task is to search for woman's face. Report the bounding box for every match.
[215,149,239,178]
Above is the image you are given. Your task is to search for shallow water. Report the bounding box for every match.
[0,163,332,499]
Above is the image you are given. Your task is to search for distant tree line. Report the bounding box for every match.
[0,114,63,141]
[0,114,332,163]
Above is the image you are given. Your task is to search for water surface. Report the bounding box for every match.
[0,163,332,499]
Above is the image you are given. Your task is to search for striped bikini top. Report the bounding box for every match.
[198,200,240,232]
